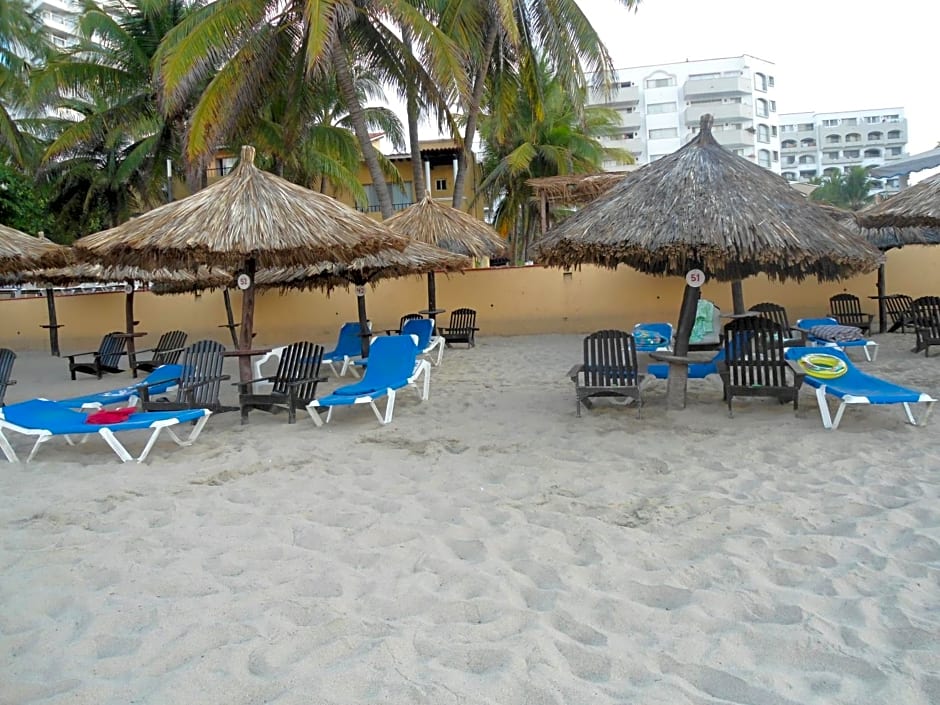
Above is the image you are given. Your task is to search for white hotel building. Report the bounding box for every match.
[32,0,79,49]
[588,55,782,173]
[778,109,907,196]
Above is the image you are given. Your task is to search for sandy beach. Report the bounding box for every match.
[1,332,939,704]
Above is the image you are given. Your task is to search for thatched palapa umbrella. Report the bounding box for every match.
[538,114,882,410]
[75,145,404,383]
[0,226,72,355]
[819,203,940,332]
[384,195,505,319]
[857,173,940,229]
[256,238,470,357]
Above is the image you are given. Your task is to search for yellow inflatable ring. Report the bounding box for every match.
[798,353,848,379]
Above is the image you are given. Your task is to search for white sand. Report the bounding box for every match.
[1,333,939,704]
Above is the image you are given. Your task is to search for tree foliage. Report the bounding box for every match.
[810,166,876,211]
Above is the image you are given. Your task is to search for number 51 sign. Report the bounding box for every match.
[685,269,706,288]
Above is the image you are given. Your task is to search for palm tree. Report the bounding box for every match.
[439,0,641,210]
[477,54,632,263]
[810,166,876,211]
[0,0,52,169]
[156,0,465,218]
[36,0,194,213]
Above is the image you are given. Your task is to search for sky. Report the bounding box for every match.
[576,0,938,156]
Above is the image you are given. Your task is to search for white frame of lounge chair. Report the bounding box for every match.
[423,335,445,366]
[809,384,935,430]
[810,338,879,363]
[306,359,431,426]
[0,410,212,463]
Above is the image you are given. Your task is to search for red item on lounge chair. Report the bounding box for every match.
[85,407,136,425]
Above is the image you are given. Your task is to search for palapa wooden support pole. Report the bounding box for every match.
[237,258,257,384]
[124,279,139,377]
[876,263,887,334]
[356,284,370,359]
[427,271,437,318]
[222,288,238,347]
[539,192,548,237]
[43,288,61,356]
[665,284,702,410]
[731,280,746,315]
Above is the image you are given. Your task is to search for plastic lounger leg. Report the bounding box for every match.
[98,427,135,462]
[814,386,836,429]
[411,361,431,400]
[0,430,19,462]
[370,389,396,425]
[904,401,935,427]
[306,404,328,427]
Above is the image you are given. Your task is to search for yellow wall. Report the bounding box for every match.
[4,246,938,352]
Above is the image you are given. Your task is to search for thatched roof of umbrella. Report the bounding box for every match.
[12,263,232,288]
[384,195,506,258]
[527,172,631,206]
[857,173,940,229]
[74,145,403,271]
[537,115,882,282]
[816,203,940,251]
[0,225,71,275]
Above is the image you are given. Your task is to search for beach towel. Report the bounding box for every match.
[85,407,136,425]
[809,324,864,343]
[690,299,717,343]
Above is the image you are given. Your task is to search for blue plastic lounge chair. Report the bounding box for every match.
[796,317,879,362]
[360,318,444,371]
[56,364,186,410]
[306,335,430,426]
[632,322,673,352]
[647,349,725,380]
[785,347,935,429]
[323,321,370,377]
[0,398,212,463]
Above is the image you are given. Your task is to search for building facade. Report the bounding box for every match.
[588,55,781,173]
[32,0,79,49]
[778,109,908,196]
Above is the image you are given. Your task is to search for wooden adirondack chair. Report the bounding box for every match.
[66,332,127,380]
[829,294,873,335]
[718,316,804,416]
[236,341,325,424]
[385,313,424,335]
[882,294,915,333]
[0,348,16,406]
[567,330,644,417]
[911,296,940,357]
[139,340,230,412]
[748,301,803,343]
[132,330,188,376]
[440,308,479,348]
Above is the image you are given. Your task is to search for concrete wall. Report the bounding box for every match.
[3,246,937,352]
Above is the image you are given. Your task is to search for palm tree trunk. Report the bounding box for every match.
[402,27,426,202]
[451,18,498,210]
[332,36,395,219]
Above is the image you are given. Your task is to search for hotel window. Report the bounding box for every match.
[799,169,817,179]
[781,124,795,132]
[824,167,840,177]
[884,114,900,122]
[771,126,778,137]
[757,149,771,167]
[757,124,770,143]
[769,100,777,112]
[845,133,861,143]
[824,151,839,160]
[648,127,678,140]
[843,149,860,158]
[798,123,814,131]
[645,76,676,88]
[784,156,796,165]
[782,172,796,181]
[772,150,779,162]
[864,116,880,124]
[768,76,775,87]
[434,178,447,191]
[798,155,815,165]
[888,146,903,156]
[864,148,881,158]
[887,130,902,139]
[867,131,883,141]
[826,135,841,144]
[781,139,797,148]
[822,119,840,127]
[647,101,677,114]
[756,99,769,118]
[755,72,767,91]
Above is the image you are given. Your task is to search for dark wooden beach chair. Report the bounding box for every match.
[718,316,804,417]
[236,341,325,424]
[829,293,873,335]
[385,313,424,335]
[748,301,803,344]
[882,294,915,333]
[568,330,644,417]
[139,339,230,412]
[131,330,188,377]
[440,308,479,348]
[911,296,940,357]
[66,332,127,380]
[0,348,16,406]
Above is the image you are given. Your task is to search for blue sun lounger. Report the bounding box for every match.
[56,364,186,409]
[785,347,935,429]
[322,322,370,377]
[0,398,212,463]
[307,335,430,426]
[796,317,879,362]
[646,349,725,379]
[632,322,673,352]
[355,318,445,371]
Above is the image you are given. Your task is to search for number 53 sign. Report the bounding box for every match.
[685,269,706,288]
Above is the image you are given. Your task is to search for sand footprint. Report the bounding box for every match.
[554,640,611,682]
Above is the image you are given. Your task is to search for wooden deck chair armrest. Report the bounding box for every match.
[183,374,231,392]
[232,375,277,386]
[66,350,100,361]
[139,375,184,390]
[283,376,328,388]
[566,364,584,382]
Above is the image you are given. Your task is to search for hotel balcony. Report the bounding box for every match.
[606,137,644,153]
[684,103,751,125]
[589,84,640,106]
[618,112,642,130]
[683,75,752,98]
[712,129,752,148]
